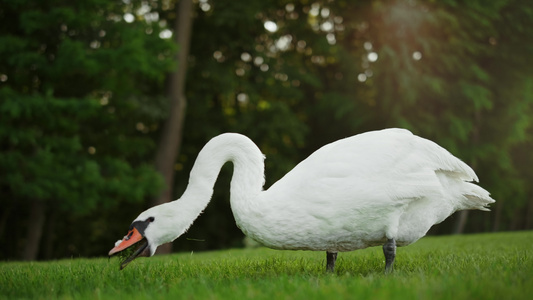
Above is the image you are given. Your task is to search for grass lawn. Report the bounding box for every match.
[1,231,531,299]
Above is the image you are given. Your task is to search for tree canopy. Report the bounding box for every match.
[1,0,532,260]
[0,0,173,259]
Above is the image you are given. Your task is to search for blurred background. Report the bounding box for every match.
[1,0,532,261]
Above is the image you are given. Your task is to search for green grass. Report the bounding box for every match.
[1,231,532,299]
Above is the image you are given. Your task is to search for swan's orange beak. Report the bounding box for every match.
[108,227,144,256]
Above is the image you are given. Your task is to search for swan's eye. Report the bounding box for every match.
[147,217,155,222]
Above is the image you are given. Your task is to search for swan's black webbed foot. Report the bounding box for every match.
[383,238,396,274]
[326,251,337,272]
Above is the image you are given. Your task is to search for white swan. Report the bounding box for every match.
[109,128,494,272]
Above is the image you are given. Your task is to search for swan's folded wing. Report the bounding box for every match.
[267,128,479,207]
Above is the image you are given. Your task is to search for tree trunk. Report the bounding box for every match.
[43,210,57,259]
[22,200,46,260]
[492,202,502,231]
[0,202,12,240]
[525,196,533,229]
[454,110,481,234]
[151,0,194,254]
[453,210,469,234]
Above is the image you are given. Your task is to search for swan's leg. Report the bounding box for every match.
[383,238,396,273]
[326,251,337,272]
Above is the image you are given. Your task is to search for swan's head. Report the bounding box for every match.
[108,202,191,270]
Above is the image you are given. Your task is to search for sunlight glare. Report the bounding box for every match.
[326,33,336,45]
[123,13,135,23]
[367,52,378,62]
[286,3,295,12]
[321,8,330,18]
[241,52,252,62]
[310,3,320,17]
[320,21,333,32]
[159,29,172,39]
[254,56,264,66]
[199,0,211,12]
[237,93,249,103]
[276,35,292,51]
[264,21,278,33]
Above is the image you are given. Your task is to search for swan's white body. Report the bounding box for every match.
[128,128,493,259]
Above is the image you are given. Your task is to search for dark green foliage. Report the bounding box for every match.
[0,0,174,259]
[1,0,532,260]
[360,0,533,232]
[172,0,533,250]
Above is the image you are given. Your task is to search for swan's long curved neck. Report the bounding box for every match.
[178,133,265,229]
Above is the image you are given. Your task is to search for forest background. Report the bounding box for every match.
[1,0,532,261]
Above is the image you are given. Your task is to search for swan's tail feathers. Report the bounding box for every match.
[461,182,495,211]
